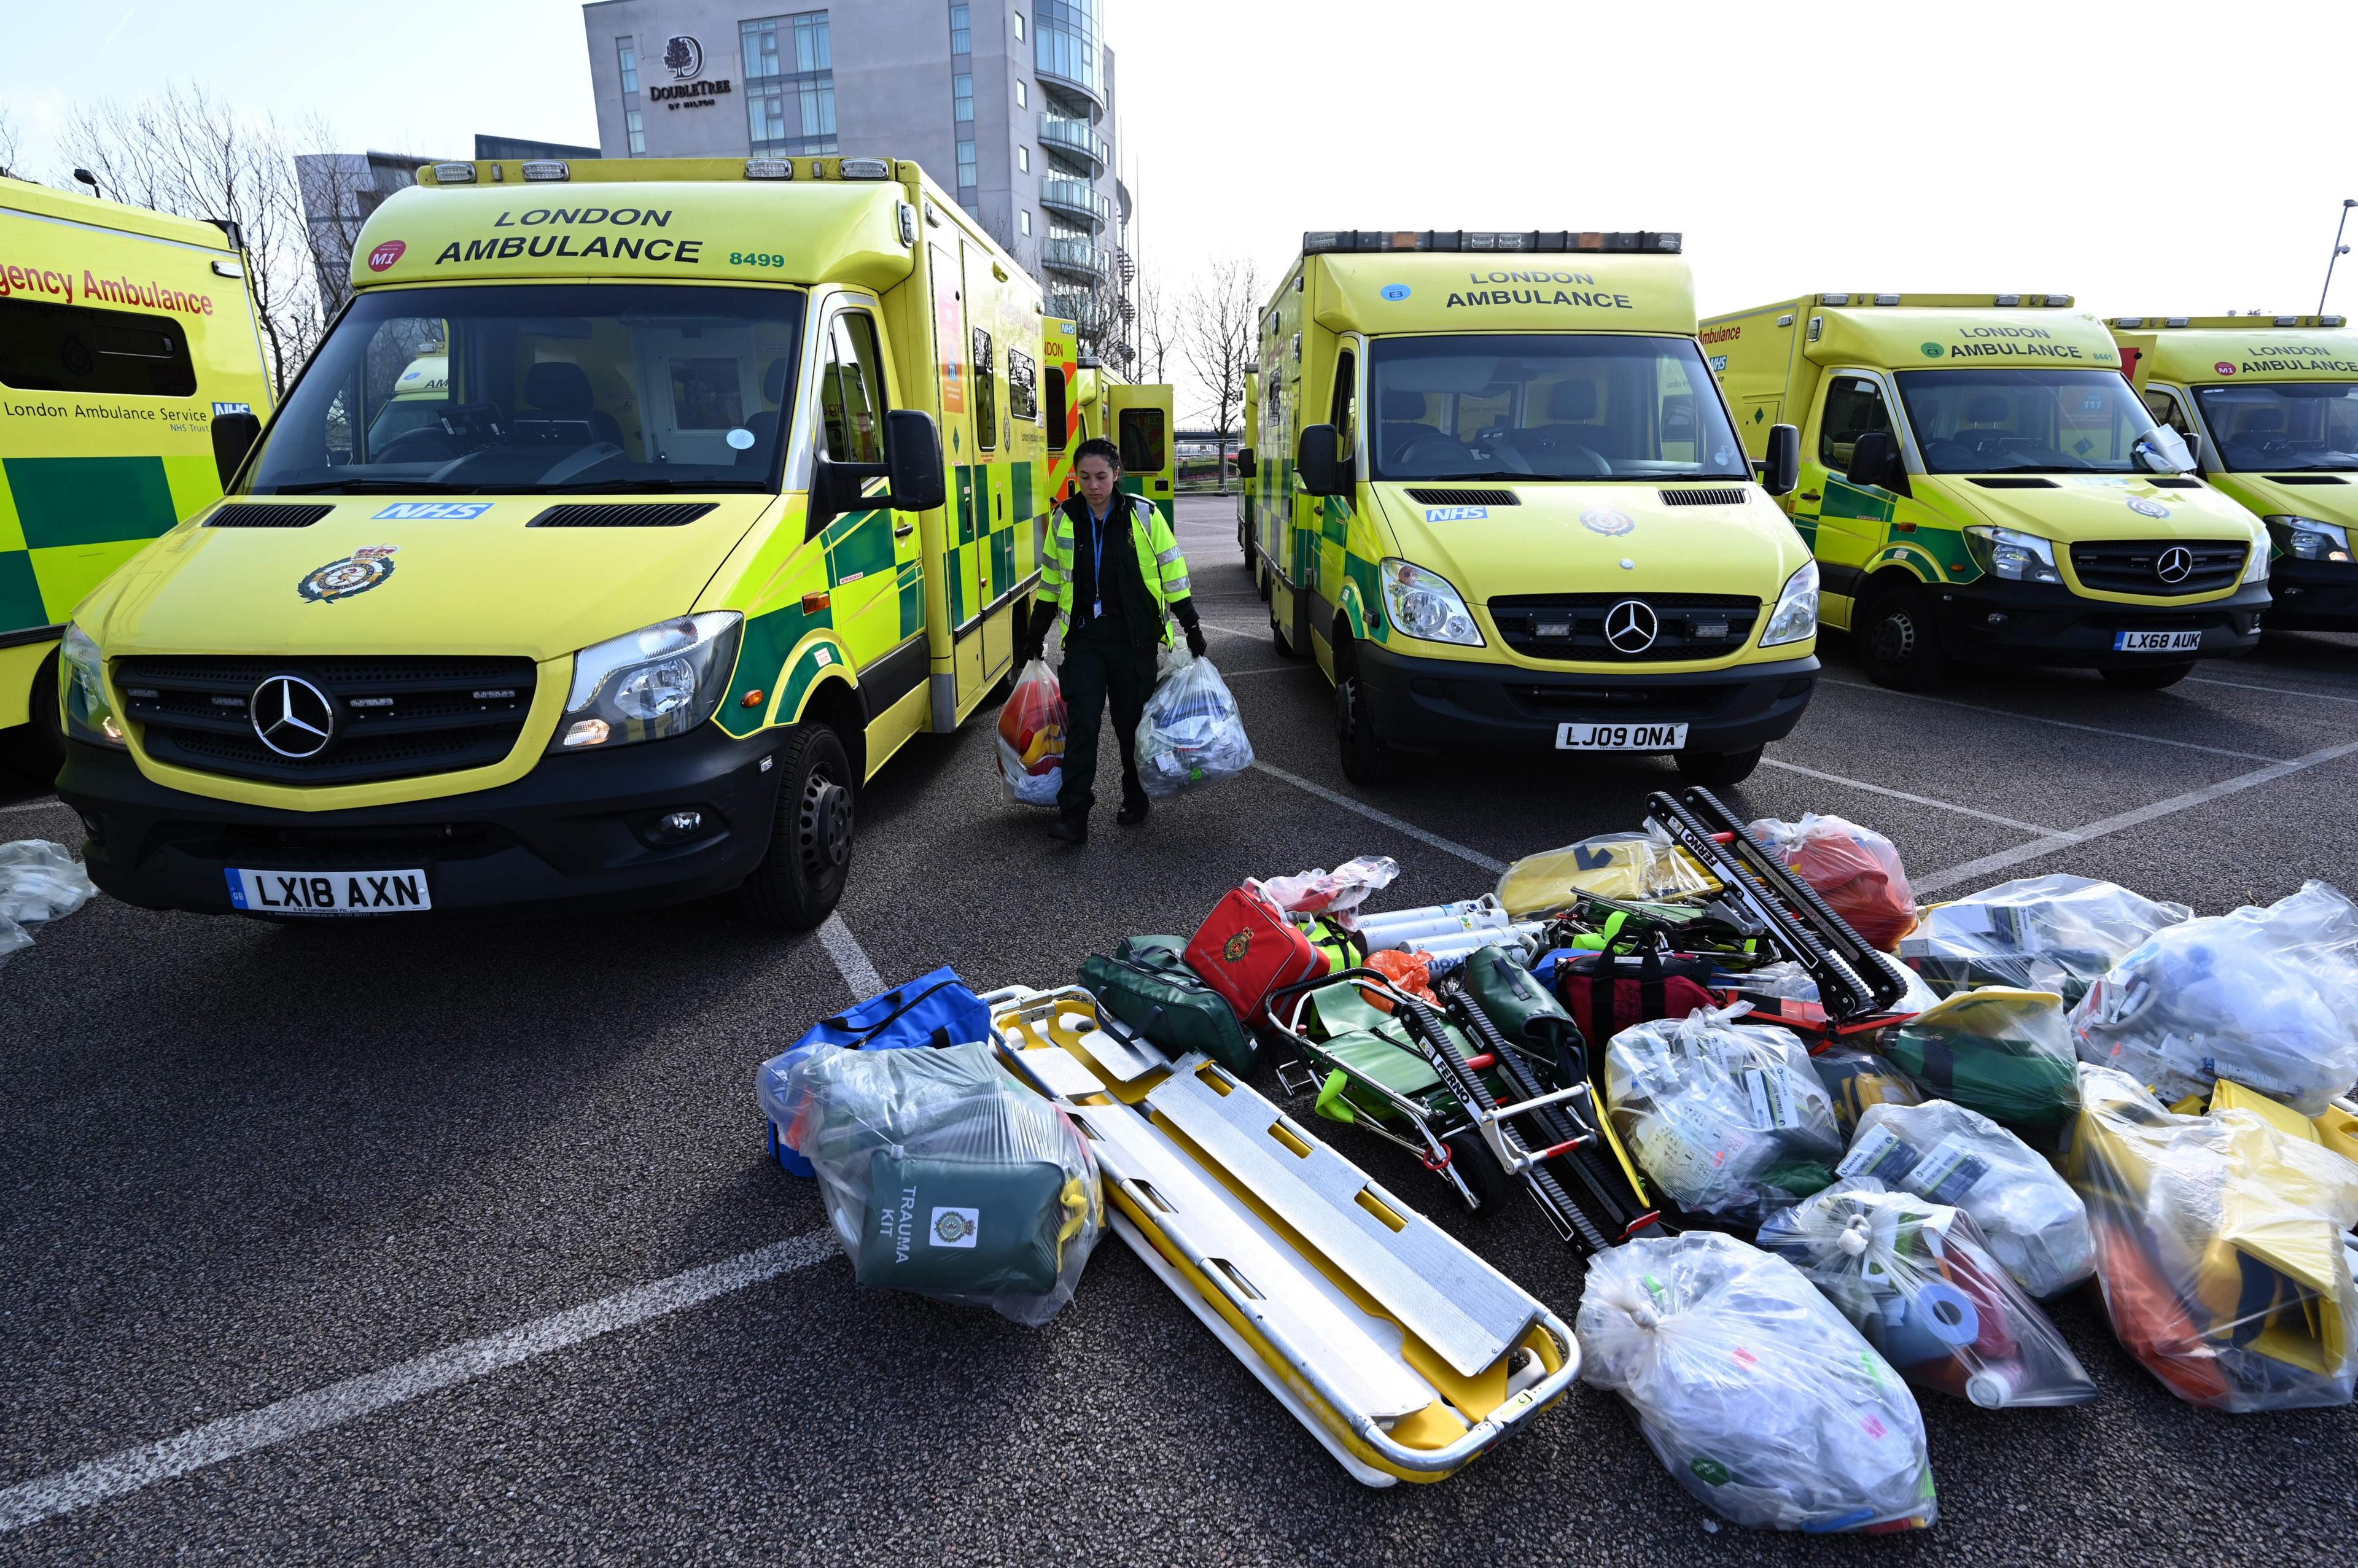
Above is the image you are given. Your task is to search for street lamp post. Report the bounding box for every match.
[2321,198,2356,317]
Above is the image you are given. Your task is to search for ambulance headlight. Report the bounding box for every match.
[1964,526,2063,585]
[2265,515,2350,565]
[1379,559,1483,647]
[60,623,126,749]
[1759,560,1819,646]
[553,611,743,750]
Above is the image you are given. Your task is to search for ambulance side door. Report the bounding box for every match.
[807,295,922,696]
[1800,371,1902,623]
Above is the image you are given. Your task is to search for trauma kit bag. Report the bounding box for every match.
[755,966,995,1176]
[1078,934,1259,1074]
[1878,988,2079,1142]
[1460,942,1586,1080]
[1576,1230,1937,1533]
[995,659,1066,807]
[785,1042,1103,1324]
[1496,828,1719,917]
[1185,883,1329,1022]
[1554,948,1720,1047]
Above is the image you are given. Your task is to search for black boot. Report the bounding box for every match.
[1116,799,1149,826]
[1048,815,1088,846]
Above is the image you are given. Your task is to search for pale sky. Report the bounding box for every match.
[9,0,2357,414]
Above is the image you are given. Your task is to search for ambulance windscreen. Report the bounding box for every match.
[1894,368,2177,476]
[2189,382,2358,473]
[1364,334,1748,483]
[244,283,807,497]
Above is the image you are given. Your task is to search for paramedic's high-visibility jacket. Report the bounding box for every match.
[1031,492,1199,649]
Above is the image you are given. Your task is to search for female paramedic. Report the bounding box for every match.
[1016,437,1207,845]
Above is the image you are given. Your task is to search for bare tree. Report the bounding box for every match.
[0,107,25,180]
[56,85,330,394]
[1133,263,1175,388]
[1180,256,1261,494]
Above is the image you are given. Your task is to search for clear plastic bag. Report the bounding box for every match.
[995,659,1066,808]
[1759,1179,2096,1408]
[1577,1231,1937,1534]
[1811,1047,1926,1140]
[1496,827,1719,917]
[0,840,99,964]
[784,1042,1103,1325]
[1879,988,2079,1140]
[1730,958,1941,1016]
[1604,1004,1843,1222]
[1134,649,1253,798]
[2070,880,2358,1117]
[1257,855,1399,925]
[1748,813,1917,952]
[1899,874,2190,1005]
[2063,1063,2358,1411]
[1843,1100,2093,1298]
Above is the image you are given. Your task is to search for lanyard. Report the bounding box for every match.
[1087,498,1114,618]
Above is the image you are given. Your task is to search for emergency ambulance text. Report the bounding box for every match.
[1,263,216,316]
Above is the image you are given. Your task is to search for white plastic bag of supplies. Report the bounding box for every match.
[2070,880,2358,1116]
[1757,1179,2096,1408]
[0,840,99,964]
[784,1042,1103,1325]
[1258,855,1399,926]
[1844,1099,2093,1298]
[995,658,1066,808]
[1134,646,1253,798]
[1603,1003,1843,1222]
[1900,874,2190,1004]
[1577,1230,1937,1534]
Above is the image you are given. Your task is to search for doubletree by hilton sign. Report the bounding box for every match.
[651,34,731,109]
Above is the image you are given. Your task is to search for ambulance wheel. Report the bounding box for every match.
[1442,1130,1509,1215]
[2100,661,2195,691]
[1674,745,1762,789]
[1336,668,1393,785]
[1858,582,1951,691]
[0,653,64,786]
[1256,554,1272,602]
[740,723,855,931]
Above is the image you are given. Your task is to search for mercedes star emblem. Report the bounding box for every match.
[1605,599,1660,654]
[2155,546,2195,585]
[251,674,337,758]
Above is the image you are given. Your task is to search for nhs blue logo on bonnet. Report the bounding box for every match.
[1425,505,1488,522]
[372,501,494,520]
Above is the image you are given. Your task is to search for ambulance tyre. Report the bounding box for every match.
[1674,745,1762,789]
[1256,554,1272,602]
[0,653,64,786]
[1442,1129,1509,1215]
[1335,648,1393,785]
[1858,580,1951,691]
[740,723,855,931]
[2100,661,2195,691]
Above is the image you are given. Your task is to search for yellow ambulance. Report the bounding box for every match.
[1236,367,1261,572]
[1707,293,2271,691]
[1251,230,1814,787]
[2110,312,2358,632]
[55,154,1111,928]
[1038,317,1173,515]
[1,175,273,781]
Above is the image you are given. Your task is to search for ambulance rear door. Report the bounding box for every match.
[1111,383,1175,524]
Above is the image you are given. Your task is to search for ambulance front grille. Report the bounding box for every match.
[2068,540,2246,597]
[1489,592,1760,662]
[115,655,539,785]
[204,503,335,528]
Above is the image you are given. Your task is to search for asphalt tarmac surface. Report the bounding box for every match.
[4,494,2356,1563]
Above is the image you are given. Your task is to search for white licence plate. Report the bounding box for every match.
[225,867,431,915]
[2113,629,2203,653]
[1556,722,1689,751]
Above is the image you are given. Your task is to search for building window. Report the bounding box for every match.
[617,39,639,94]
[956,138,977,189]
[1035,2,1096,95]
[744,10,838,156]
[626,108,646,155]
[1014,80,1027,107]
[1014,10,1025,41]
[953,72,974,122]
[1016,145,1029,173]
[1019,209,1031,235]
[948,2,970,53]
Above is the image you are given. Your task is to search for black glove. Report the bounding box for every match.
[1185,622,1208,659]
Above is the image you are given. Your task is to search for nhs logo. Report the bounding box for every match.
[1423,505,1488,522]
[211,402,252,416]
[372,501,494,520]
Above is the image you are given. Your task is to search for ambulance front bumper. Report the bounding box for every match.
[1355,643,1819,755]
[58,725,783,918]
[1930,579,2268,666]
[2262,558,2358,631]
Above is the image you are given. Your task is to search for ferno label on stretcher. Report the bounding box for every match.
[1496,831,1722,917]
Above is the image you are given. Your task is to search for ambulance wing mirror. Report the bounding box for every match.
[1844,429,1907,495]
[212,411,262,488]
[882,408,946,511]
[1235,447,1257,479]
[1297,423,1347,495]
[1760,422,1800,497]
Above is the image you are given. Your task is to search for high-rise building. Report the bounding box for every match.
[580,1,1129,359]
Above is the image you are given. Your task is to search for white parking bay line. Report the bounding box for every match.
[1759,758,2062,836]
[1915,735,2358,895]
[2189,674,2358,707]
[0,797,66,818]
[1249,762,1507,873]
[816,910,884,999]
[1817,677,2284,763]
[0,1231,839,1535]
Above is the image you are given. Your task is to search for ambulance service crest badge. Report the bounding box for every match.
[298,545,399,604]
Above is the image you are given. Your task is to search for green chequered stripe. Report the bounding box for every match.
[1823,478,1896,524]
[941,459,1043,631]
[720,595,833,737]
[823,508,894,587]
[897,559,924,639]
[4,456,181,549]
[0,550,45,633]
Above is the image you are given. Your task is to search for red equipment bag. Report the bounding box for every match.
[1184,885,1331,1020]
[1556,950,1719,1046]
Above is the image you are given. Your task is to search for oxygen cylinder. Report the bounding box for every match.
[1356,897,1512,950]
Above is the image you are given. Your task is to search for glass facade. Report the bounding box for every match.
[948,2,969,53]
[617,40,639,93]
[744,11,837,157]
[956,138,978,189]
[953,72,973,122]
[625,108,645,155]
[1034,1,1099,99]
